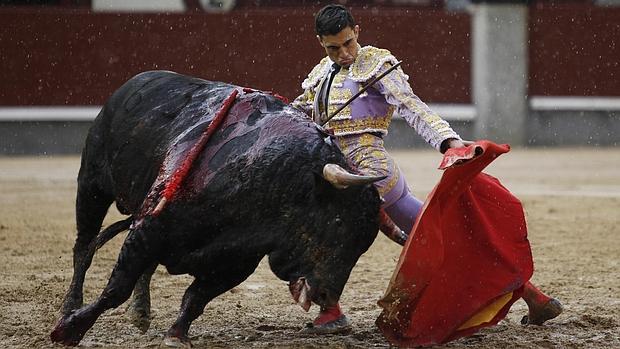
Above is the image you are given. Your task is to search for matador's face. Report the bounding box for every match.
[317,25,360,68]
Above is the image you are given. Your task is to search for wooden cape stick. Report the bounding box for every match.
[320,60,402,126]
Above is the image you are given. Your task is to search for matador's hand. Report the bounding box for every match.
[440,138,474,153]
[448,138,474,148]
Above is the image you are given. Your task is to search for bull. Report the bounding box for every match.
[50,71,392,346]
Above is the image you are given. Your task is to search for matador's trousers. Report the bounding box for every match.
[335,133,423,234]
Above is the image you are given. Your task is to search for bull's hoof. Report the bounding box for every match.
[299,315,352,335]
[125,304,151,333]
[50,315,86,347]
[521,298,564,325]
[161,334,192,348]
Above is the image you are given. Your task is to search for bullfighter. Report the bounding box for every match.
[291,3,563,334]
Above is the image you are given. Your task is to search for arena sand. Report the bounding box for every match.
[0,147,618,348]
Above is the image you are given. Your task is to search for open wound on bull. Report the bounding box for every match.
[289,277,312,311]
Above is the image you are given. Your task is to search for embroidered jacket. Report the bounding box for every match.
[292,45,460,150]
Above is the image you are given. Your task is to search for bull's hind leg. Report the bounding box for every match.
[61,182,114,315]
[125,262,157,332]
[51,224,162,346]
[163,260,261,347]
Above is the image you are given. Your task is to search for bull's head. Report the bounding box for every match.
[276,164,384,312]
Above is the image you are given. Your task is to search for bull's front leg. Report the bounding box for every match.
[164,259,261,347]
[163,278,210,347]
[51,226,161,346]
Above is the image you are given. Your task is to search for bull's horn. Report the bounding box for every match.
[322,163,386,189]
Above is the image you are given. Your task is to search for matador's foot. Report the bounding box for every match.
[521,298,564,325]
[299,315,352,335]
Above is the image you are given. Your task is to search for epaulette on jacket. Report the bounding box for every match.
[348,46,401,82]
[301,57,331,90]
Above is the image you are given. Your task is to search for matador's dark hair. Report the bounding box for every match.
[315,4,356,37]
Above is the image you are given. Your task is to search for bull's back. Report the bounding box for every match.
[102,71,234,161]
[83,71,236,212]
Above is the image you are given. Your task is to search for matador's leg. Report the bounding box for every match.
[383,187,423,236]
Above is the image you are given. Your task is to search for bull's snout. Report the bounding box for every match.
[289,277,340,312]
[289,277,312,311]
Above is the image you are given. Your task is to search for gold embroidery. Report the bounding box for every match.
[323,69,353,120]
[326,86,353,120]
[380,67,454,138]
[328,87,352,102]
[370,149,383,159]
[291,88,316,116]
[301,57,330,90]
[327,104,352,119]
[335,134,400,199]
[360,133,374,147]
[349,46,399,82]
[333,69,347,85]
[307,90,316,104]
[381,164,400,197]
[327,116,391,136]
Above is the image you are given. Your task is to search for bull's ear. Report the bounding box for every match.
[322,164,386,189]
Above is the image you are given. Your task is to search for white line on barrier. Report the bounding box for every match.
[530,96,620,111]
[2,96,619,122]
[0,106,101,121]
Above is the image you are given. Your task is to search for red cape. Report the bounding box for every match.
[376,141,533,347]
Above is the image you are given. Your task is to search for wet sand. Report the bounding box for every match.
[0,147,618,348]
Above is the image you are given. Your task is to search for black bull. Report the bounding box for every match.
[51,71,387,346]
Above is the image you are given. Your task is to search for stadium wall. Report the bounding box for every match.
[0,4,618,154]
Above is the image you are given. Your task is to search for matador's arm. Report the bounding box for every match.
[375,63,461,151]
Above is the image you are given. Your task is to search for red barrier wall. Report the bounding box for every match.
[0,7,469,105]
[529,4,620,97]
[1,4,618,106]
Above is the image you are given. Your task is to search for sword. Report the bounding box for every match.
[320,60,402,126]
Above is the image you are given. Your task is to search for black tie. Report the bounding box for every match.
[324,63,342,117]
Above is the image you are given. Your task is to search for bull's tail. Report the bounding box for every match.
[95,217,133,250]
